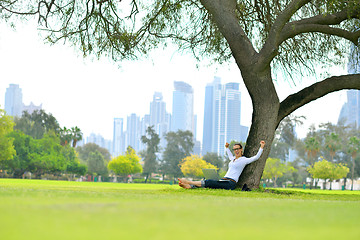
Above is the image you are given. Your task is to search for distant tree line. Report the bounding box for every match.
[2,107,359,189]
[0,108,227,182]
[262,115,360,190]
[0,109,86,179]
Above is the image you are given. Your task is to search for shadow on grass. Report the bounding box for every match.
[162,185,360,201]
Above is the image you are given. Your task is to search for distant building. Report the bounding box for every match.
[127,113,141,152]
[171,81,195,134]
[150,92,166,126]
[338,45,360,128]
[23,102,42,115]
[149,92,171,150]
[171,81,200,154]
[5,84,23,117]
[87,133,112,154]
[338,90,360,128]
[202,77,249,156]
[4,84,42,117]
[139,114,151,151]
[193,140,201,156]
[113,118,125,156]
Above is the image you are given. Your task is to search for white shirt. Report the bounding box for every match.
[223,147,263,182]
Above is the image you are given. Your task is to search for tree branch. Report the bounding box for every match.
[282,24,360,44]
[258,0,311,69]
[277,74,360,124]
[280,10,360,44]
[200,0,257,67]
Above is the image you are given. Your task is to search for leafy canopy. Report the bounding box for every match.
[108,148,142,176]
[179,154,217,178]
[2,0,359,74]
[262,157,296,187]
[0,108,16,161]
[307,157,349,181]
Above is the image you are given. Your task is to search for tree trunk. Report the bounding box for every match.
[274,176,278,188]
[237,70,280,189]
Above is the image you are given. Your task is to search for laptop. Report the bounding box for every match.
[202,168,220,180]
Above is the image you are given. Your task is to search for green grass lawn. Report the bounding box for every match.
[0,179,359,240]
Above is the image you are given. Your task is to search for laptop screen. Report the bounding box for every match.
[202,168,219,180]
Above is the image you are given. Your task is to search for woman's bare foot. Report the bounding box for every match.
[178,178,190,184]
[178,181,192,189]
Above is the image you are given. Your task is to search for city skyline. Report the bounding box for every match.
[5,79,358,158]
[0,20,351,145]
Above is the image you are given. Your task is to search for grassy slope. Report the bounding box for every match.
[0,179,359,240]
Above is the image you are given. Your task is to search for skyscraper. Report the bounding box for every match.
[4,84,42,117]
[149,92,171,150]
[338,45,360,128]
[138,114,149,151]
[338,90,360,128]
[5,84,23,117]
[150,92,166,126]
[171,81,195,134]
[202,77,248,156]
[113,118,125,156]
[202,77,221,155]
[127,113,141,151]
[224,82,242,145]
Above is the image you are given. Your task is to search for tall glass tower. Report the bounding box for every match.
[202,77,248,156]
[150,92,166,126]
[127,113,141,151]
[202,77,221,155]
[224,82,241,147]
[150,92,170,150]
[338,44,360,128]
[338,90,360,128]
[171,81,195,134]
[113,118,125,157]
[5,84,23,116]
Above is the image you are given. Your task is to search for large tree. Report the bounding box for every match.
[87,151,108,177]
[14,110,60,139]
[161,130,194,178]
[141,126,160,183]
[2,0,360,188]
[76,143,111,163]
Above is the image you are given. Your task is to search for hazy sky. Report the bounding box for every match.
[0,20,348,141]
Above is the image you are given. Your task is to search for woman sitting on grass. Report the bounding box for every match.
[178,140,265,190]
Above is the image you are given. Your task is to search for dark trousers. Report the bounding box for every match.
[204,179,237,190]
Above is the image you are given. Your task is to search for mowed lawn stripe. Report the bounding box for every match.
[0,179,359,240]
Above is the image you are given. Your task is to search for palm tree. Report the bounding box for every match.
[305,137,320,164]
[325,133,341,162]
[71,126,83,148]
[304,136,320,189]
[60,127,72,146]
[348,136,360,191]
